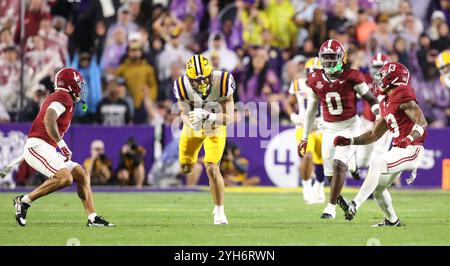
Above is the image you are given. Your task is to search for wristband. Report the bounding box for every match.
[412,124,424,136]
[371,104,380,114]
[57,139,67,148]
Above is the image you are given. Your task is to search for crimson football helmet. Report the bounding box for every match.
[319,39,346,76]
[374,62,410,95]
[54,67,87,106]
[370,52,390,78]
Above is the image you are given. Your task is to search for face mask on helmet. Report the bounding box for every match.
[72,79,88,112]
[370,64,384,78]
[320,53,343,75]
[189,75,212,96]
[373,70,389,95]
[439,64,450,88]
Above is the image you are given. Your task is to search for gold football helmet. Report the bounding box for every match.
[305,57,322,74]
[186,54,213,96]
[436,50,450,88]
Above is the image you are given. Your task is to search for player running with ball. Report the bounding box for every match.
[335,62,427,226]
[174,54,235,224]
[1,68,113,227]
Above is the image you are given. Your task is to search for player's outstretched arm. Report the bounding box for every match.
[335,119,388,146]
[354,118,388,144]
[399,100,428,142]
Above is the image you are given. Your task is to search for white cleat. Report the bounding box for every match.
[213,212,228,225]
[307,195,326,204]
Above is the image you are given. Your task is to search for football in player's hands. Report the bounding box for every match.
[334,136,351,146]
[298,139,307,157]
[397,136,413,148]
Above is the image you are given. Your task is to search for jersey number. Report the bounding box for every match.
[385,114,400,138]
[325,92,343,115]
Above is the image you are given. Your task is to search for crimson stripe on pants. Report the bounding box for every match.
[28,147,58,174]
[387,148,420,169]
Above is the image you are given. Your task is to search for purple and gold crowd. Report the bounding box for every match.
[0,0,449,127]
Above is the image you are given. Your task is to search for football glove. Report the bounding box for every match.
[298,139,307,157]
[57,139,72,162]
[189,108,210,121]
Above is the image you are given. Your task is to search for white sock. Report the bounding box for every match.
[302,179,312,198]
[318,181,325,198]
[302,179,312,189]
[88,213,98,222]
[21,195,32,205]
[214,205,224,215]
[324,203,336,214]
[311,181,319,194]
[354,161,385,209]
[374,189,398,223]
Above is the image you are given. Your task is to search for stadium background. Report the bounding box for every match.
[0,0,449,189]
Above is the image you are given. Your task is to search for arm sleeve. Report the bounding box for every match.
[301,90,320,139]
[354,82,370,96]
[350,70,369,95]
[48,102,66,118]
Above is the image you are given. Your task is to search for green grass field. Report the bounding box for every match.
[1,189,450,246]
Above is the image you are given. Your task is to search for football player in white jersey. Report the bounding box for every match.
[285,57,325,204]
[173,54,235,224]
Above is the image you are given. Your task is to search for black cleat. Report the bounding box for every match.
[13,195,30,227]
[351,168,362,181]
[372,218,403,227]
[320,213,334,219]
[337,195,357,221]
[87,215,115,227]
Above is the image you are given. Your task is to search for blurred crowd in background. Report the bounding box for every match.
[0,0,450,128]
